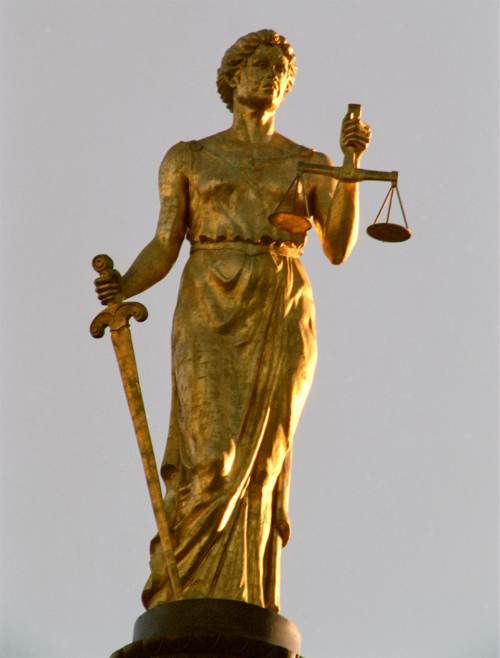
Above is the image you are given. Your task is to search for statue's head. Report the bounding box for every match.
[217,30,297,113]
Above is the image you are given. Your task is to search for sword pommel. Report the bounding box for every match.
[92,254,115,275]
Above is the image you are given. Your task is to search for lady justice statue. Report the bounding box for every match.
[95,30,370,614]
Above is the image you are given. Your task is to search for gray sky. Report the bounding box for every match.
[1,2,498,657]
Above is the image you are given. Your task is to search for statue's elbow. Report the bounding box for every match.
[327,235,358,265]
[324,245,350,265]
[319,226,357,265]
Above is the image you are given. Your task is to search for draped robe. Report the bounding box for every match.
[142,139,318,612]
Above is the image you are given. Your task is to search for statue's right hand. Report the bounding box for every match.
[94,268,124,306]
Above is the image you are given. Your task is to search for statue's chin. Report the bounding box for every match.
[237,93,281,113]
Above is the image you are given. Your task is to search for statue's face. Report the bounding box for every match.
[233,44,291,112]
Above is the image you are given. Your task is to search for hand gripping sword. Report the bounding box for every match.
[90,254,183,601]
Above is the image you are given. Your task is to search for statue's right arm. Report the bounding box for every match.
[120,143,190,300]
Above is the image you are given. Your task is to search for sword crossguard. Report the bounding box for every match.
[90,301,148,338]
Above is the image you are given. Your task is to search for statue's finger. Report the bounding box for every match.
[343,124,370,137]
[343,131,370,144]
[348,138,369,147]
[96,282,119,293]
[342,128,364,142]
[97,286,117,296]
[97,291,117,303]
[94,275,115,287]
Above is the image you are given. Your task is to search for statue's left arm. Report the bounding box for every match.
[308,113,371,265]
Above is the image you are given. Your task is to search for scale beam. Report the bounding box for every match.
[297,161,398,185]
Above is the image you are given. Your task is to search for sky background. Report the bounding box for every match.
[1,2,498,658]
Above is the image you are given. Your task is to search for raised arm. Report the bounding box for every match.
[308,113,371,265]
[95,142,189,304]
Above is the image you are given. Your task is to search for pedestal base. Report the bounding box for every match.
[109,599,302,658]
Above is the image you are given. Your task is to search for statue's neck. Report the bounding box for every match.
[230,103,276,150]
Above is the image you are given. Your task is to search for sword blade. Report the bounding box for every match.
[109,322,183,601]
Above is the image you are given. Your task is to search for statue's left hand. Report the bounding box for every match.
[340,112,371,166]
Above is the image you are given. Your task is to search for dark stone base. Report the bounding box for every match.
[109,599,302,658]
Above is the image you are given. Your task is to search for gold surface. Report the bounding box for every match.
[94,30,370,612]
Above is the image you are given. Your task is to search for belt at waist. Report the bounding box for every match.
[189,241,303,258]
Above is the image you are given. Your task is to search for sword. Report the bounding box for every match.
[90,254,183,601]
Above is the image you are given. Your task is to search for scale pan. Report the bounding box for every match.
[269,211,313,233]
[367,223,411,243]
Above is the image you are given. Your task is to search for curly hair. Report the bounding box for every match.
[217,30,297,113]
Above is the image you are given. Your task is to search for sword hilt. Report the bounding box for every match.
[91,254,148,338]
[93,253,124,307]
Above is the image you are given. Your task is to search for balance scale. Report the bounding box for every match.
[269,104,410,243]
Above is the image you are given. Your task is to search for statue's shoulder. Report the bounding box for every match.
[158,133,234,185]
[273,133,318,160]
[160,132,229,160]
[158,141,194,181]
[274,135,336,170]
[309,149,334,167]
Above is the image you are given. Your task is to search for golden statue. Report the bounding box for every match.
[95,30,371,614]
